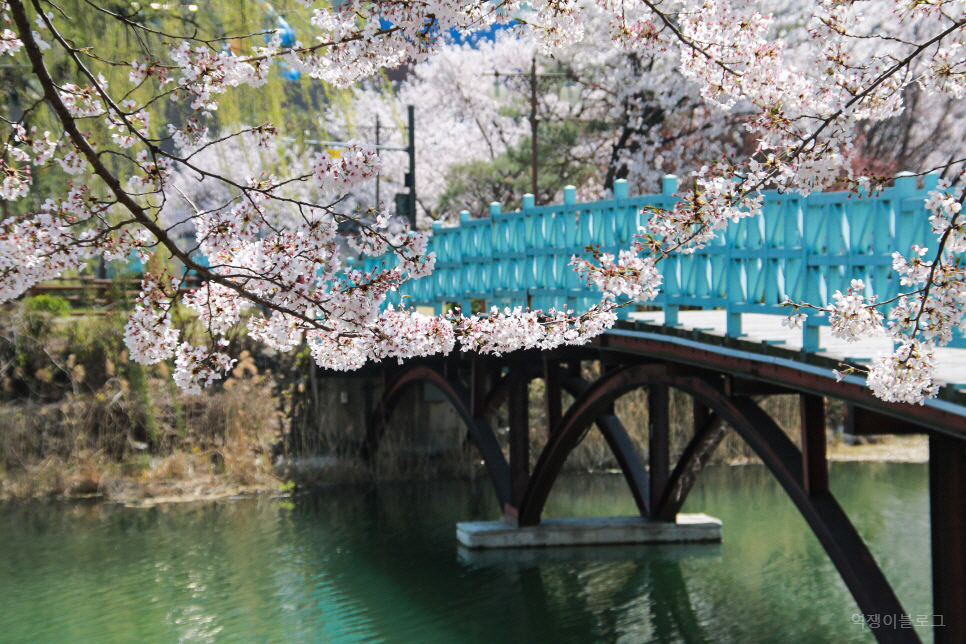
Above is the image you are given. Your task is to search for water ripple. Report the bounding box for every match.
[0,465,930,644]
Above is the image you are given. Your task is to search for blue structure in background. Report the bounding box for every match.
[363,172,954,352]
[267,15,301,80]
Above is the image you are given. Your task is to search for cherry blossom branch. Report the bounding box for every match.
[9,0,329,329]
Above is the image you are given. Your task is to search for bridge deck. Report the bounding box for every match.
[628,310,966,388]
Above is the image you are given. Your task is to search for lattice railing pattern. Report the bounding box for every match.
[353,172,953,351]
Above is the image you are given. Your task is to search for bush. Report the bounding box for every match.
[23,294,70,316]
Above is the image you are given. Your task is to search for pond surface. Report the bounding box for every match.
[0,462,931,643]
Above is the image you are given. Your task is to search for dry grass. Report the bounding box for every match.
[828,434,928,463]
[0,375,284,501]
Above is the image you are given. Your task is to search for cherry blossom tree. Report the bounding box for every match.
[330,7,748,222]
[2,0,966,405]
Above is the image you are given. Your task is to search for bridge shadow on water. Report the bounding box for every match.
[321,312,966,644]
[276,465,929,644]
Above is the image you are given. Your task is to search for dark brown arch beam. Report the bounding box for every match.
[519,364,918,644]
[653,410,729,522]
[520,364,670,527]
[600,330,966,439]
[557,373,651,519]
[366,365,512,508]
[483,365,652,521]
[725,393,918,644]
[844,404,927,436]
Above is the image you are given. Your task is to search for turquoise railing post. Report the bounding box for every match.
[662,174,678,198]
[893,171,917,196]
[893,171,921,266]
[723,176,746,339]
[800,190,819,352]
[661,175,680,327]
[490,201,515,309]
[665,305,680,327]
[727,310,743,338]
[459,210,473,315]
[430,221,444,315]
[563,185,590,312]
[893,171,918,263]
[802,316,820,352]
[521,193,539,310]
[563,185,576,206]
[613,179,628,200]
[609,181,634,319]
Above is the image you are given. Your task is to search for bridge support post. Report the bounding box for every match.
[470,359,487,418]
[930,432,966,644]
[649,384,670,516]
[544,359,562,433]
[726,311,742,338]
[802,321,820,353]
[800,394,828,494]
[664,305,679,327]
[507,367,530,524]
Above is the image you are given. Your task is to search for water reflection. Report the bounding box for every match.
[459,543,721,643]
[0,463,930,644]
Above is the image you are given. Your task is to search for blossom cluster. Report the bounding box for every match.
[0,24,21,56]
[828,280,884,342]
[311,142,382,193]
[866,340,940,404]
[105,101,150,149]
[124,275,181,366]
[456,304,617,356]
[173,343,236,395]
[168,40,271,114]
[571,244,663,302]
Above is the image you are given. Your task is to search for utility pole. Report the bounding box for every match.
[375,114,380,207]
[487,58,568,204]
[407,105,416,230]
[529,56,538,198]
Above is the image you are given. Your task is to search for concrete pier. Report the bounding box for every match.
[458,541,722,568]
[456,514,722,549]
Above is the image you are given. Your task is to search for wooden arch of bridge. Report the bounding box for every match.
[355,326,966,644]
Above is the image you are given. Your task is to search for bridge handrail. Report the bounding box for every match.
[349,171,957,351]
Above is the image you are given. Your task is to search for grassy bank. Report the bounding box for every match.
[0,296,286,501]
[0,377,282,501]
[0,295,926,502]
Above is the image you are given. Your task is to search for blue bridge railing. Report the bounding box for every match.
[360,172,956,352]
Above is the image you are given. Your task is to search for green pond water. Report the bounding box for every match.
[0,462,932,643]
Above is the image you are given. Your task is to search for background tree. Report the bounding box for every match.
[333,10,749,223]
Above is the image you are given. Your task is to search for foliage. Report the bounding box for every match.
[438,121,594,216]
[2,0,339,216]
[23,293,68,315]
